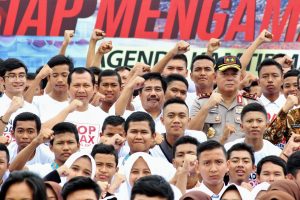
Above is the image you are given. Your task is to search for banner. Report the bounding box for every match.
[0,0,299,71]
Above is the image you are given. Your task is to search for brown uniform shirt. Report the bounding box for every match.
[190,91,259,141]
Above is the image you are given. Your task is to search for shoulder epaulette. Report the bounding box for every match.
[198,93,212,99]
[242,92,257,100]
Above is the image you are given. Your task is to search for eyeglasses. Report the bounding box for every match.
[4,73,26,81]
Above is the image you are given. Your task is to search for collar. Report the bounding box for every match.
[260,94,286,106]
[199,182,227,199]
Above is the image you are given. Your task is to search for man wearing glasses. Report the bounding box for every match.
[0,58,39,142]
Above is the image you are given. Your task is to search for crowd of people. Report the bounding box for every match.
[0,28,300,200]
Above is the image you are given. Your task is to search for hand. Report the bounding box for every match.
[282,133,300,157]
[207,38,221,53]
[97,181,110,193]
[90,92,105,107]
[154,133,164,145]
[206,92,223,109]
[277,55,294,68]
[170,40,190,55]
[241,182,253,191]
[130,62,151,78]
[282,95,298,113]
[34,128,54,144]
[64,30,74,44]
[0,136,10,145]
[257,29,273,44]
[221,124,236,143]
[182,154,198,175]
[97,41,112,55]
[108,172,126,193]
[101,134,126,151]
[6,96,24,114]
[128,76,145,91]
[67,99,83,113]
[91,29,105,41]
[57,165,70,177]
[240,72,257,88]
[36,64,53,80]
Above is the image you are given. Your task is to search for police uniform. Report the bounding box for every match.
[190,56,259,142]
[190,91,258,141]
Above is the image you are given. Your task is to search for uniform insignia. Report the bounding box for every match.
[198,93,212,99]
[207,127,216,138]
[235,117,241,122]
[242,92,257,100]
[235,106,243,114]
[224,56,236,64]
[215,115,221,122]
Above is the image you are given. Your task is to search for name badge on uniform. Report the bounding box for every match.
[235,117,241,123]
[215,115,221,122]
[235,106,243,114]
[209,106,219,113]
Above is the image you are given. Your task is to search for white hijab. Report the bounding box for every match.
[60,151,96,186]
[116,152,182,200]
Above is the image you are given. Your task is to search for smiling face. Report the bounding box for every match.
[2,67,27,97]
[227,150,255,185]
[283,76,299,98]
[140,79,165,113]
[98,75,121,104]
[129,157,151,187]
[67,156,93,181]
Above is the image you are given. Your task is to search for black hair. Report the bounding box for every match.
[12,112,41,133]
[102,115,125,133]
[190,54,215,72]
[172,135,200,158]
[257,155,287,176]
[67,67,95,86]
[272,53,286,60]
[91,143,118,166]
[241,103,267,121]
[89,66,102,77]
[124,111,155,135]
[0,144,9,163]
[257,59,283,77]
[165,74,189,89]
[163,98,189,111]
[47,55,74,72]
[283,69,300,79]
[26,72,36,80]
[0,171,47,200]
[0,58,28,77]
[98,69,122,87]
[141,72,167,93]
[61,176,101,200]
[197,140,226,158]
[287,151,300,177]
[172,54,188,68]
[50,122,79,145]
[115,66,131,72]
[227,143,255,164]
[131,175,174,200]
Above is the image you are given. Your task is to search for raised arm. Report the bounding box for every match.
[91,41,113,68]
[59,30,74,55]
[151,40,190,73]
[206,38,221,56]
[86,29,105,67]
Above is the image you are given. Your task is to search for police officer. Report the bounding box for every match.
[189,56,258,142]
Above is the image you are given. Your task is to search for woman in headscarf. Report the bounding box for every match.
[267,179,300,200]
[45,181,63,200]
[115,152,182,200]
[179,190,210,200]
[220,184,252,200]
[44,151,96,186]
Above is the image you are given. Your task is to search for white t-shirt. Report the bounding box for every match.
[27,163,53,178]
[65,105,108,149]
[0,94,39,141]
[259,94,286,121]
[192,182,227,200]
[8,142,54,165]
[225,138,282,165]
[186,92,197,113]
[33,94,68,122]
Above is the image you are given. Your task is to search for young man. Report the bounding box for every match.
[164,74,188,102]
[9,122,80,177]
[226,143,256,186]
[98,69,122,113]
[115,66,131,88]
[33,55,73,122]
[8,112,54,165]
[194,140,228,199]
[61,176,101,200]
[150,98,189,163]
[172,136,201,192]
[258,59,285,121]
[190,56,258,142]
[256,155,287,183]
[0,58,39,140]
[286,151,300,186]
[0,144,9,189]
[131,175,174,200]
[225,103,282,165]
[264,69,300,147]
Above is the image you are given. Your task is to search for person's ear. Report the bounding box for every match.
[160,116,164,125]
[286,173,295,180]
